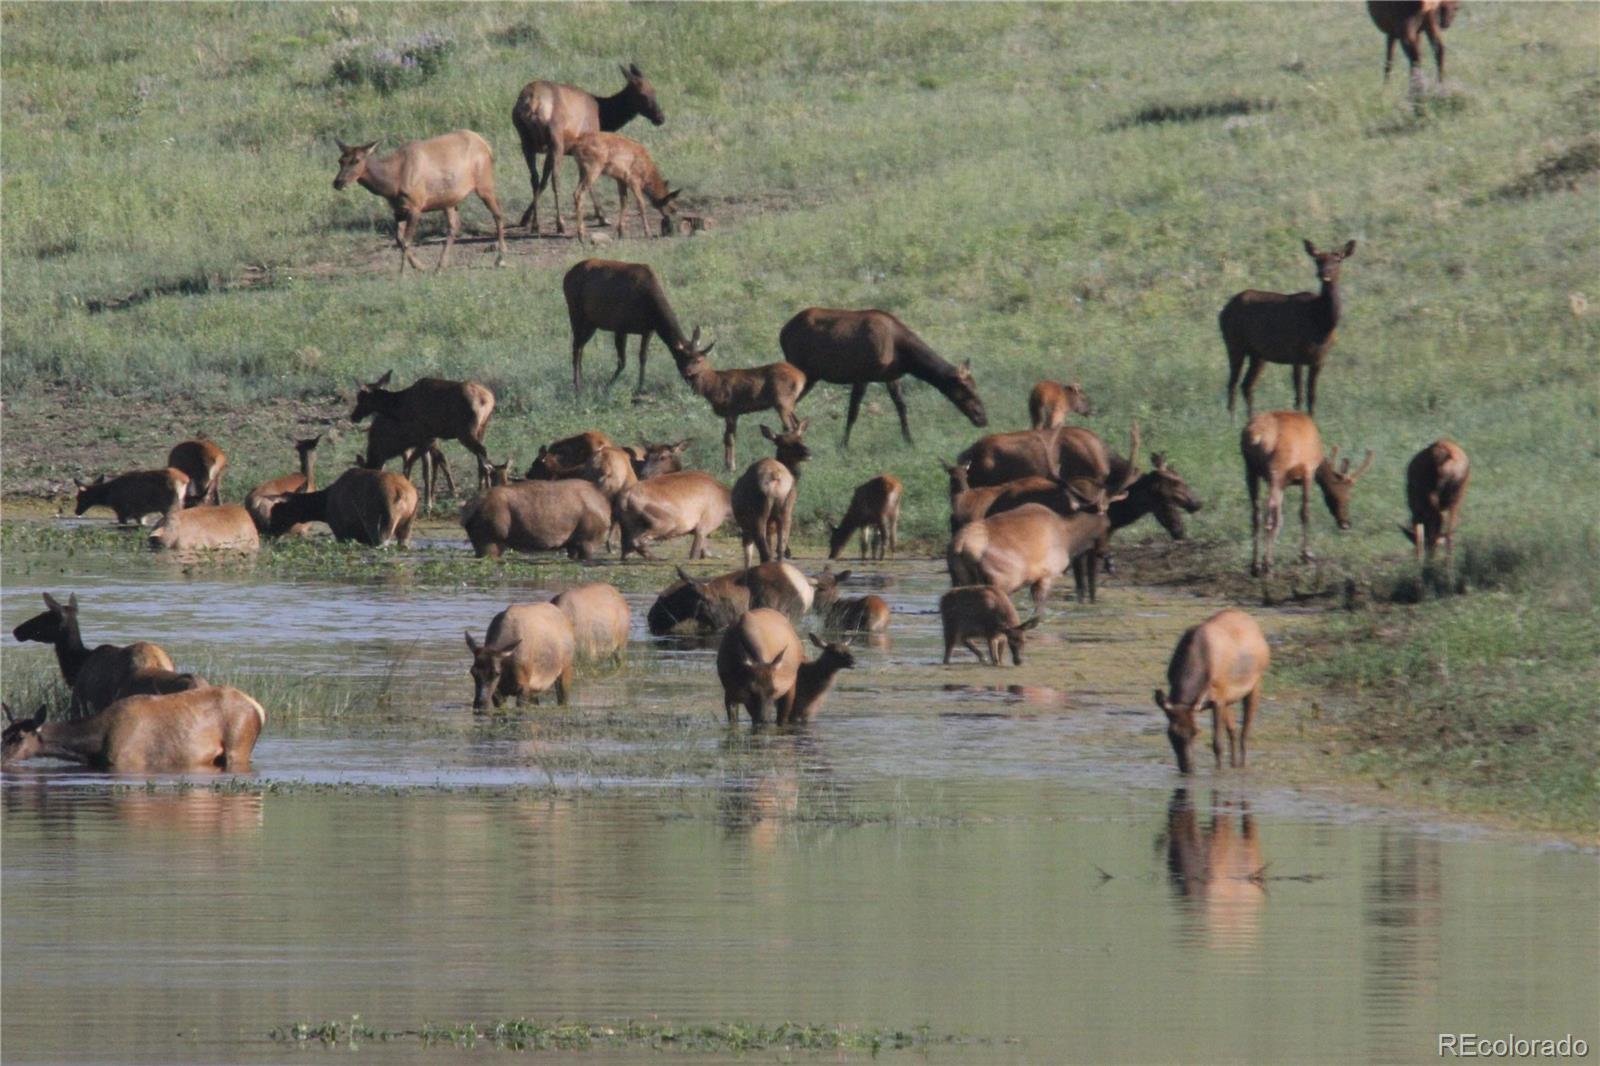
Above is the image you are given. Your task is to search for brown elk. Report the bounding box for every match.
[1368,0,1458,88]
[570,131,681,242]
[365,414,456,513]
[332,132,506,272]
[149,504,260,553]
[672,330,807,470]
[1240,411,1373,575]
[616,469,733,560]
[716,610,855,726]
[1404,439,1469,562]
[647,562,814,635]
[732,421,811,565]
[550,583,631,661]
[2,688,265,772]
[266,467,419,547]
[811,569,891,635]
[465,604,577,709]
[511,65,665,236]
[563,258,700,393]
[628,439,692,479]
[944,464,1085,534]
[167,437,226,507]
[1106,452,1205,542]
[11,593,205,713]
[947,503,1109,613]
[351,372,495,509]
[484,457,514,486]
[526,430,617,479]
[1221,239,1355,417]
[940,586,1040,666]
[826,474,904,560]
[780,307,987,445]
[1028,380,1092,430]
[958,423,1141,514]
[1154,610,1270,774]
[244,436,321,532]
[75,469,189,525]
[460,478,610,560]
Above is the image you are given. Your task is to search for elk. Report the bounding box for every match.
[944,464,1088,534]
[957,422,1140,502]
[940,586,1040,666]
[526,430,618,478]
[266,467,419,547]
[149,504,260,553]
[628,439,692,479]
[1368,0,1458,88]
[2,688,265,772]
[947,503,1109,613]
[511,64,665,236]
[732,421,811,565]
[811,569,891,634]
[564,258,702,394]
[351,372,495,509]
[244,436,321,532]
[647,562,814,635]
[332,131,506,272]
[365,414,456,513]
[465,604,577,709]
[615,470,732,560]
[672,330,807,470]
[460,478,610,560]
[1404,439,1470,562]
[74,469,189,525]
[1154,610,1270,774]
[1240,411,1373,575]
[1028,380,1092,430]
[167,437,226,506]
[826,474,904,560]
[484,457,514,486]
[1106,452,1205,542]
[716,610,855,726]
[1221,239,1355,417]
[11,593,205,714]
[780,307,987,445]
[570,131,681,242]
[551,583,631,661]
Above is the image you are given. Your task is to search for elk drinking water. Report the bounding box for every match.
[563,259,697,394]
[266,467,419,547]
[167,437,226,506]
[716,611,855,726]
[826,475,903,560]
[1404,438,1470,562]
[465,604,577,709]
[1154,610,1271,774]
[74,469,189,525]
[1240,411,1373,575]
[2,688,266,772]
[732,421,811,565]
[570,131,681,242]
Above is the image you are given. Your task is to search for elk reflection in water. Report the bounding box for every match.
[1160,788,1266,953]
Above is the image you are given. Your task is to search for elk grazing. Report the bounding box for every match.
[266,467,419,547]
[563,258,701,394]
[732,421,811,565]
[1404,439,1470,562]
[1368,0,1458,88]
[811,569,891,635]
[74,469,189,525]
[570,131,681,242]
[351,372,495,509]
[465,604,577,709]
[615,469,733,560]
[780,307,987,445]
[947,503,1110,612]
[940,586,1040,666]
[716,610,855,726]
[1240,411,1373,575]
[2,688,265,772]
[826,474,904,560]
[647,562,814,635]
[1154,609,1270,774]
[11,593,205,714]
[167,437,226,507]
[460,478,611,560]
[672,330,807,470]
[332,132,506,272]
[244,436,321,532]
[1221,239,1355,417]
[149,504,260,553]
[1028,380,1092,430]
[551,583,632,661]
[511,65,665,236]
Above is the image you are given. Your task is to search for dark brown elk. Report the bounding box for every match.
[167,437,226,506]
[958,423,1141,512]
[465,604,577,709]
[780,307,987,445]
[365,413,456,512]
[11,593,205,713]
[717,611,855,726]
[2,688,265,771]
[1368,0,1458,88]
[732,421,811,565]
[266,467,419,547]
[551,583,631,661]
[511,65,664,236]
[459,478,610,560]
[616,470,733,560]
[1240,411,1373,575]
[1106,452,1205,542]
[672,330,807,470]
[1404,439,1469,562]
[351,372,495,509]
[826,474,904,560]
[1220,240,1355,417]
[647,562,814,635]
[811,569,891,634]
[563,258,698,394]
[244,436,321,532]
[571,131,680,241]
[940,586,1039,666]
[332,132,506,272]
[947,503,1109,612]
[1154,609,1270,773]
[149,505,260,552]
[1028,380,1092,430]
[484,457,513,487]
[944,464,1085,534]
[74,469,189,525]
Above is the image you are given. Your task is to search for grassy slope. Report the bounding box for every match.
[2,2,1596,829]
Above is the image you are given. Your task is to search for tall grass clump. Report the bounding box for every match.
[330,30,455,94]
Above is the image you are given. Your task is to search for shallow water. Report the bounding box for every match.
[3,538,1597,1063]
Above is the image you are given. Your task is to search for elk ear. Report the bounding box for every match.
[494,640,522,659]
[1151,452,1166,470]
[796,417,810,433]
[674,565,699,586]
[661,188,681,204]
[1153,689,1170,712]
[767,647,787,667]
[335,138,349,153]
[672,438,693,453]
[359,140,379,154]
[630,62,644,78]
[66,593,78,611]
[1342,239,1357,258]
[809,632,826,650]
[1303,238,1318,257]
[760,425,777,442]
[42,592,61,611]
[835,570,853,583]
[464,630,480,653]
[375,370,393,388]
[73,477,88,488]
[620,63,633,79]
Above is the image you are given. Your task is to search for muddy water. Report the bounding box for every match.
[3,541,1597,1064]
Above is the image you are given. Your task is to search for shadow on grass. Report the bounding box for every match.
[1105,97,1276,132]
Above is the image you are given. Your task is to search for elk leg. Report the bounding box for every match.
[1415,521,1427,563]
[437,205,460,272]
[1239,686,1260,768]
[616,179,631,238]
[689,527,708,560]
[842,384,868,447]
[1263,483,1286,575]
[517,139,543,232]
[725,697,741,725]
[573,175,592,243]
[1424,14,1445,82]
[459,437,490,492]
[886,380,914,444]
[571,325,596,392]
[631,182,652,240]
[1383,34,1396,82]
[1212,702,1226,769]
[1225,342,1246,415]
[1291,364,1304,410]
[1239,359,1266,416]
[478,184,507,267]
[1248,474,1263,575]
[1298,476,1314,562]
[723,416,738,471]
[635,334,650,395]
[610,331,629,387]
[1031,578,1052,616]
[555,665,572,706]
[962,638,987,664]
[545,143,567,235]
[754,498,775,563]
[1306,364,1321,417]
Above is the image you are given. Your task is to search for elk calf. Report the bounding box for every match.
[466,604,577,709]
[673,330,807,470]
[1240,411,1372,575]
[940,586,1039,666]
[733,422,811,565]
[551,583,632,661]
[812,569,891,634]
[167,438,227,507]
[717,609,855,726]
[11,593,205,714]
[1154,610,1270,773]
[1404,438,1469,562]
[74,469,189,525]
[1028,381,1091,430]
[570,131,681,241]
[2,688,265,772]
[149,505,260,553]
[827,475,903,560]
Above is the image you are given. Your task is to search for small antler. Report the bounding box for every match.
[1349,449,1376,482]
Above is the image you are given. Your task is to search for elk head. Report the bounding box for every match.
[673,325,715,365]
[950,360,988,427]
[1002,616,1042,666]
[332,139,381,190]
[619,63,665,126]
[1314,446,1376,530]
[1304,238,1357,284]
[73,475,109,515]
[1139,454,1205,540]
[1,703,49,766]
[1153,690,1198,774]
[741,645,787,724]
[1063,382,1093,416]
[633,439,692,479]
[465,630,522,711]
[940,460,971,496]
[760,421,812,466]
[807,632,857,671]
[295,435,323,458]
[349,370,395,422]
[13,592,76,644]
[810,568,851,610]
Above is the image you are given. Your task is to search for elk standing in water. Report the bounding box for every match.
[1221,240,1355,417]
[647,563,814,635]
[465,604,577,709]
[460,478,611,560]
[826,475,903,560]
[245,436,321,532]
[350,372,495,509]
[1154,610,1270,774]
[1028,381,1092,430]
[1368,0,1458,89]
[167,437,227,506]
[74,469,189,525]
[717,611,855,726]
[570,132,681,242]
[732,422,811,565]
[940,586,1040,666]
[811,569,891,635]
[1241,411,1372,575]
[550,583,631,661]
[267,467,419,547]
[671,330,807,470]
[2,688,265,772]
[11,593,204,713]
[947,503,1109,613]
[365,415,456,513]
[1404,439,1469,562]
[563,259,699,394]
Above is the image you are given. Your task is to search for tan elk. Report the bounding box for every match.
[526,430,618,478]
[716,610,856,726]
[511,64,665,236]
[1404,439,1470,562]
[1028,380,1092,430]
[74,469,189,525]
[11,593,205,714]
[266,467,419,547]
[1154,610,1270,774]
[732,422,811,565]
[332,131,506,272]
[940,586,1040,666]
[563,259,700,394]
[647,562,814,635]
[947,503,1110,613]
[1240,411,1373,575]
[672,329,807,470]
[811,569,891,635]
[1221,239,1355,417]
[2,688,265,772]
[460,478,611,560]
[570,131,681,242]
[244,436,321,532]
[550,583,631,661]
[1368,0,1458,88]
[465,604,577,709]
[616,469,732,560]
[350,372,495,509]
[149,504,260,553]
[826,475,904,560]
[944,463,1086,534]
[167,437,227,506]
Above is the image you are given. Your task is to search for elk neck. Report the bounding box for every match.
[49,617,92,685]
[33,716,111,767]
[596,89,644,131]
[1315,273,1342,332]
[355,153,404,203]
[792,652,849,717]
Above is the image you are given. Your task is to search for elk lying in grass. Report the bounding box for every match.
[267,468,419,547]
[940,586,1040,666]
[564,259,701,394]
[11,593,205,713]
[781,308,987,445]
[1221,239,1355,417]
[1368,0,1458,89]
[1154,610,1270,774]
[460,478,610,560]
[716,610,856,726]
[1404,438,1470,562]
[812,569,891,635]
[167,437,226,506]
[75,469,189,525]
[733,422,811,565]
[512,64,665,235]
[352,372,495,509]
[245,437,321,532]
[149,504,260,553]
[947,503,1110,613]
[647,562,814,635]
[526,430,618,478]
[1240,411,1373,575]
[2,688,265,771]
[826,474,904,560]
[571,131,681,242]
[333,132,506,272]
[466,604,577,709]
[616,469,732,560]
[1028,381,1092,430]
[551,583,631,661]
[672,330,807,470]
